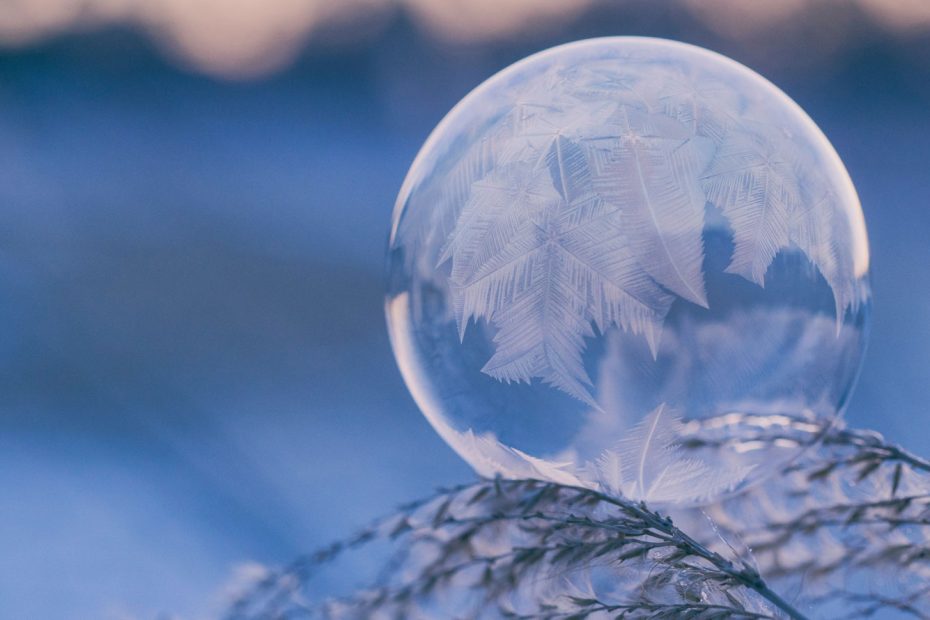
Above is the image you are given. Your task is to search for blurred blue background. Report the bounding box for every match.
[0,1,928,617]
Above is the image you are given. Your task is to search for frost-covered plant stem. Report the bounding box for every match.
[226,422,930,619]
[227,478,803,619]
[516,483,808,620]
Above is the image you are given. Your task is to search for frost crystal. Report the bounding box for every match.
[436,57,858,401]
[388,38,870,500]
[593,404,751,503]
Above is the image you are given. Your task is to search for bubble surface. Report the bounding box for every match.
[386,37,870,503]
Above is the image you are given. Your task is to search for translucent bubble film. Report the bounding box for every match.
[386,37,870,503]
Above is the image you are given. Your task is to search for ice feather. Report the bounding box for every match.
[444,138,674,405]
[702,128,797,286]
[587,107,713,307]
[594,446,625,496]
[703,125,859,318]
[449,429,585,487]
[595,404,753,503]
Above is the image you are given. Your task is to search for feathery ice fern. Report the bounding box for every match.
[592,404,751,504]
[418,58,861,404]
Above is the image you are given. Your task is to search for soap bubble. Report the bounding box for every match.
[386,37,870,503]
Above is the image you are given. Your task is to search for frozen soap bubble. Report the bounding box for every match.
[385,37,870,504]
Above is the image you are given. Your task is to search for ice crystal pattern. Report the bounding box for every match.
[592,404,751,503]
[438,59,858,404]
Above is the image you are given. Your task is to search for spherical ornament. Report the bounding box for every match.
[386,37,870,503]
